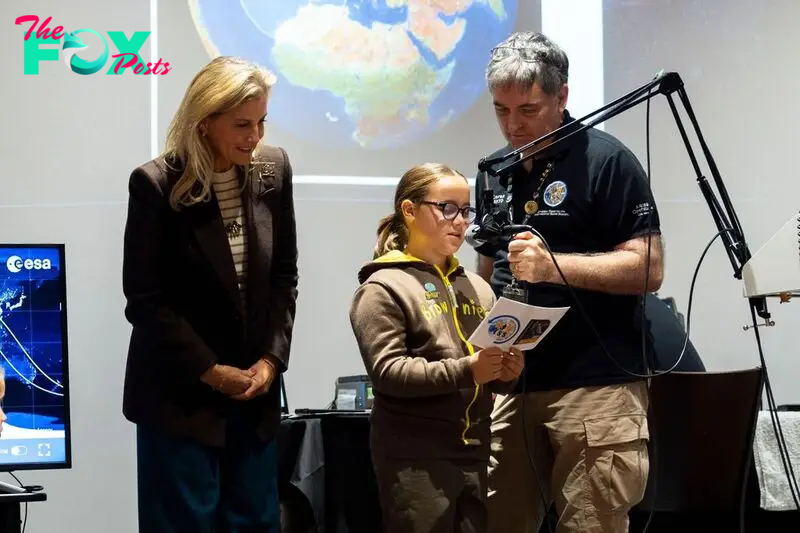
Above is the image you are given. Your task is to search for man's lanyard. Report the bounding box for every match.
[506,160,555,226]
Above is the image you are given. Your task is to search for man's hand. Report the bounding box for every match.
[497,347,524,382]
[231,356,278,401]
[200,364,254,396]
[507,231,553,284]
[508,233,665,294]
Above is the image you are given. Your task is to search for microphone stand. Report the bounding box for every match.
[476,70,772,324]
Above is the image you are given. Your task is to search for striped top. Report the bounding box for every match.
[211,167,248,312]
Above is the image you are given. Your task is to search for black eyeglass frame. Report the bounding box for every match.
[419,201,477,223]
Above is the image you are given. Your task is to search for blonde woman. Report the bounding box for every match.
[350,164,524,533]
[122,56,298,532]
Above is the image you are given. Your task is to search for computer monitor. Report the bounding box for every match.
[0,244,71,471]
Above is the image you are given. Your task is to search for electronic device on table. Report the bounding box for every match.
[290,375,373,417]
[334,375,373,410]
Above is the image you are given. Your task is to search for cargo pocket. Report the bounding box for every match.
[582,415,650,515]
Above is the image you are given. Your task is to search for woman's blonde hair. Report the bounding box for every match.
[163,56,277,210]
[374,163,465,258]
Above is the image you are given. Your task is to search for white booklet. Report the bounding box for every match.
[468,297,570,351]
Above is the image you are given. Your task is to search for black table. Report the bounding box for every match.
[278,413,379,533]
[0,491,47,533]
[276,412,799,533]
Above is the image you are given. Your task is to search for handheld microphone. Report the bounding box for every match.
[472,158,533,303]
[465,223,534,250]
[465,224,487,249]
[465,224,531,304]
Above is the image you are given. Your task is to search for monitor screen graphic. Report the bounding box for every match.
[0,245,71,470]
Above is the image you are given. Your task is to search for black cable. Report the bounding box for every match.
[516,80,670,531]
[492,70,797,532]
[734,300,800,533]
[492,124,707,384]
[8,472,27,533]
[519,369,555,533]
[528,204,800,528]
[642,86,654,379]
[517,228,687,380]
[764,381,800,505]
[507,152,556,533]
[643,227,730,533]
[526,224,726,530]
[514,100,728,529]
[640,84,657,533]
[503,72,795,531]
[484,73,702,381]
[749,307,800,509]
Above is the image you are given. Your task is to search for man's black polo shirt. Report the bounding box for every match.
[474,112,661,392]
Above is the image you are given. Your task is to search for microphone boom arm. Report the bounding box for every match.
[477,71,770,321]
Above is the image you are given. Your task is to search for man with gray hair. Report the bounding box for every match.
[473,32,664,533]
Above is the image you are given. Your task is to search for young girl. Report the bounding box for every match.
[349,163,524,533]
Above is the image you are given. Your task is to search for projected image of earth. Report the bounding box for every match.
[188,0,517,150]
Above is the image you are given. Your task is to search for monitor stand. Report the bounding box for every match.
[0,483,47,533]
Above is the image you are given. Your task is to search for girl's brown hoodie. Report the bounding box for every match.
[349,250,518,461]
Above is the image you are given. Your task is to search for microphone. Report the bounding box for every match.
[465,227,529,303]
[465,224,486,249]
[465,223,534,250]
[471,159,531,303]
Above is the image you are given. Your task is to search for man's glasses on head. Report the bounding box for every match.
[490,45,548,63]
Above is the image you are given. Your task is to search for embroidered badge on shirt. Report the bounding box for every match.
[423,282,439,300]
[543,180,568,207]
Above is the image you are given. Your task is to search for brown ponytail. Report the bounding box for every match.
[374,212,409,259]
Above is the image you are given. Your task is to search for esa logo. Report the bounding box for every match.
[5,255,51,273]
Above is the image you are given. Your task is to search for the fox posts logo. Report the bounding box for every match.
[15,15,172,75]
